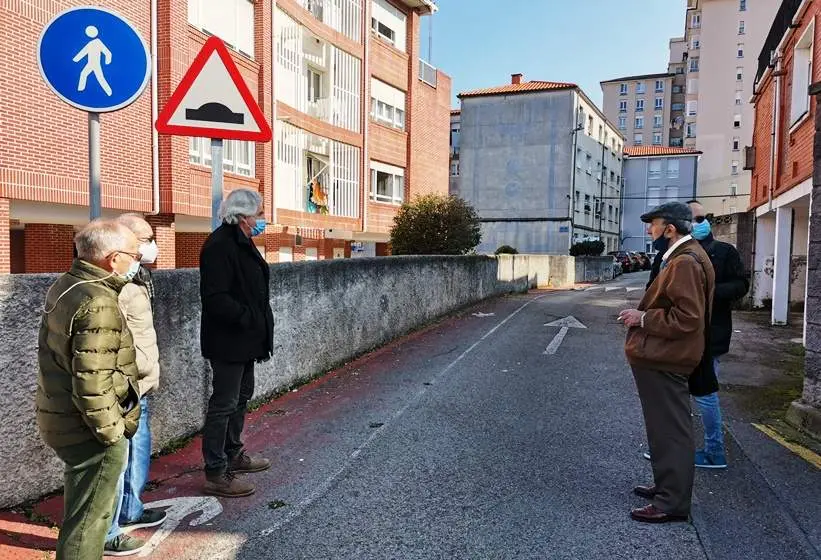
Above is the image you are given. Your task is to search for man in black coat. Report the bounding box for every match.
[200,188,274,497]
[646,200,749,469]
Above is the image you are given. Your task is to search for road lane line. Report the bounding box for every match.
[252,293,551,542]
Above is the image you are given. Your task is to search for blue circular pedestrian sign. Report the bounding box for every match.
[37,6,151,113]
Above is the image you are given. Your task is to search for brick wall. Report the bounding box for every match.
[24,224,75,273]
[10,230,24,274]
[0,1,153,211]
[146,214,176,269]
[175,232,208,269]
[0,200,8,274]
[409,70,452,198]
[751,3,820,209]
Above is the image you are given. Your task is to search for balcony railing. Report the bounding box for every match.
[307,98,331,121]
[419,59,437,87]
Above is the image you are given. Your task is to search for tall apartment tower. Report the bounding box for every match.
[668,37,688,147]
[684,0,780,217]
[601,73,675,148]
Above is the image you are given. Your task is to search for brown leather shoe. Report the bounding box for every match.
[203,472,255,498]
[229,451,271,474]
[630,504,689,523]
[633,485,657,499]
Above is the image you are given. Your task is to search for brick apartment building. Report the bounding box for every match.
[0,0,450,273]
[749,0,815,326]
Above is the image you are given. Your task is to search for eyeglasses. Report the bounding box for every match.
[694,216,708,223]
[116,251,142,260]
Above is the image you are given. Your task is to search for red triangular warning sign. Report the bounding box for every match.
[155,36,272,142]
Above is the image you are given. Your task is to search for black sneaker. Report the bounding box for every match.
[104,534,146,556]
[121,508,167,531]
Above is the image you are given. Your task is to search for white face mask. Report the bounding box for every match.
[139,240,159,264]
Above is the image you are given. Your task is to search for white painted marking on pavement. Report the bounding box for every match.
[605,287,622,292]
[626,287,643,292]
[253,294,551,542]
[543,316,587,355]
[137,496,223,557]
[585,287,602,292]
[472,312,495,317]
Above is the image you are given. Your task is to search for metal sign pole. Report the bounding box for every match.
[210,138,224,231]
[89,112,101,220]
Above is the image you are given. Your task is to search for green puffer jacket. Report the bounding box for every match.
[36,259,141,449]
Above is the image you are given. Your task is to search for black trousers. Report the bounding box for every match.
[202,360,255,475]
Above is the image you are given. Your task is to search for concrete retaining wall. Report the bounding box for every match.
[575,256,618,283]
[0,256,527,507]
[0,253,612,507]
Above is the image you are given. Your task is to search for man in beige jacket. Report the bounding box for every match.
[104,214,167,556]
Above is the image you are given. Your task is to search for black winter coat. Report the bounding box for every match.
[648,234,749,356]
[199,224,274,363]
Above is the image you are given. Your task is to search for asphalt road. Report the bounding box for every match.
[130,272,821,560]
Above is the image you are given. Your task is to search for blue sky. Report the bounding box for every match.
[421,0,688,109]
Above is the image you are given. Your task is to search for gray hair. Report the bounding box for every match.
[219,189,263,225]
[116,213,152,237]
[75,219,133,262]
[668,220,692,235]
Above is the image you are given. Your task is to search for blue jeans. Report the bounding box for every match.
[106,398,152,541]
[693,358,724,456]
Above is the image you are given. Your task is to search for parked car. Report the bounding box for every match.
[608,251,634,273]
[612,258,623,277]
[627,252,643,272]
[635,251,652,271]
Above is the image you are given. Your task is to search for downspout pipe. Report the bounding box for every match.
[769,51,782,213]
[148,0,160,215]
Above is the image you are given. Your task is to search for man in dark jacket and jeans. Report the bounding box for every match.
[200,188,274,497]
[646,200,749,468]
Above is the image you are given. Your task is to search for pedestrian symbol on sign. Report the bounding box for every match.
[74,26,113,96]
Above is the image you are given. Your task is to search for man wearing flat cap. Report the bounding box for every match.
[618,201,715,523]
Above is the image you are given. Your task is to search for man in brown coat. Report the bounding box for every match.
[618,201,715,523]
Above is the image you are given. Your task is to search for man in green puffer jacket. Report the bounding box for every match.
[37,219,143,560]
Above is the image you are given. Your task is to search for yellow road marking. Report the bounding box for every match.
[752,423,821,470]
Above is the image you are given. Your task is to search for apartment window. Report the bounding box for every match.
[618,116,627,130]
[586,153,592,173]
[732,137,740,151]
[189,137,254,177]
[691,37,700,50]
[731,160,739,175]
[655,80,664,92]
[737,43,744,58]
[371,0,407,51]
[620,83,628,95]
[370,161,405,204]
[735,91,743,105]
[649,160,662,178]
[686,123,696,138]
[654,115,663,128]
[188,0,255,57]
[619,100,628,112]
[667,159,680,178]
[584,194,591,214]
[672,102,685,111]
[636,99,645,112]
[370,78,406,130]
[654,97,664,111]
[733,114,741,128]
[729,182,738,196]
[687,100,698,116]
[736,66,743,81]
[450,160,459,176]
[687,78,698,94]
[635,116,644,129]
[636,82,646,94]
[307,67,323,102]
[672,85,683,94]
[598,124,603,143]
[653,133,663,145]
[691,13,701,28]
[689,57,700,72]
[634,133,643,145]
[647,187,661,208]
[791,21,814,124]
[740,0,746,11]
[738,20,745,35]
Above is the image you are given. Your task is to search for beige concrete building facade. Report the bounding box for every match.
[688,0,780,216]
[601,73,674,148]
[668,37,688,147]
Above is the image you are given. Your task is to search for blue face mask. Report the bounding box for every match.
[692,219,711,240]
[250,218,266,237]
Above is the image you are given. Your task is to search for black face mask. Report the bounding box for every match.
[652,233,670,253]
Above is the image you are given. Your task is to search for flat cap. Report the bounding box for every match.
[640,201,692,223]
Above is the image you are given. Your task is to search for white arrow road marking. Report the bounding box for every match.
[137,496,223,557]
[543,316,587,355]
[472,312,496,317]
[605,287,623,292]
[627,287,643,292]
